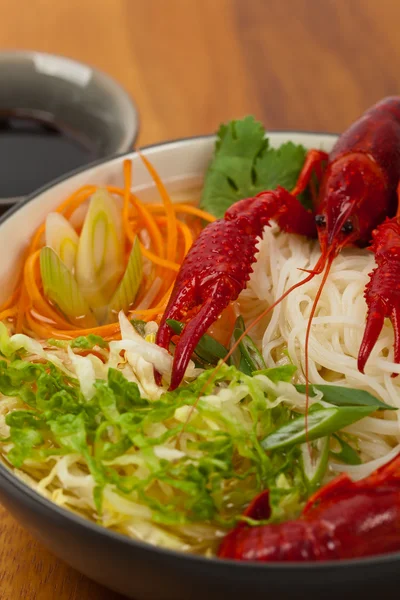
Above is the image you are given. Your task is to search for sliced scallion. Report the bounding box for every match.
[108,236,143,320]
[301,436,330,490]
[40,247,96,328]
[45,212,79,272]
[75,189,124,321]
[261,404,376,451]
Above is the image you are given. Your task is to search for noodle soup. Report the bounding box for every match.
[0,122,398,565]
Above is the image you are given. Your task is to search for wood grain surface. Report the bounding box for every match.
[0,0,400,597]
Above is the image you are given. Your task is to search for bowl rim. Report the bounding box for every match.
[1,130,397,572]
[0,49,140,156]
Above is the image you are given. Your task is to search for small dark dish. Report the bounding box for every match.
[0,134,397,600]
[0,50,139,211]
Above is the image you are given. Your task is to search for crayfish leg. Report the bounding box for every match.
[290,149,329,197]
[168,275,237,391]
[270,149,329,239]
[273,187,317,238]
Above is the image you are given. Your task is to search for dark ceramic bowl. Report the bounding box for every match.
[0,133,397,600]
[0,50,139,210]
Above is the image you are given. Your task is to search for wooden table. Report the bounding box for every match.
[0,0,400,597]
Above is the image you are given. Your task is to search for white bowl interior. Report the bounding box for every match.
[0,132,337,302]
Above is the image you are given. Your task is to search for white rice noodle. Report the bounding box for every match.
[240,225,400,478]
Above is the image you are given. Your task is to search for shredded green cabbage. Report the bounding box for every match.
[0,321,310,552]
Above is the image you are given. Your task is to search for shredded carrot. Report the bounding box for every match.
[155,217,193,258]
[15,284,29,333]
[27,187,97,254]
[29,224,46,254]
[148,202,217,223]
[0,287,21,312]
[152,282,174,313]
[0,308,17,321]
[24,312,58,339]
[0,158,213,341]
[129,291,172,322]
[109,185,164,260]
[122,160,134,243]
[59,186,97,219]
[140,247,180,272]
[176,219,193,257]
[139,153,178,263]
[173,203,217,222]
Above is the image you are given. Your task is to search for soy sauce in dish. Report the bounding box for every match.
[0,111,96,200]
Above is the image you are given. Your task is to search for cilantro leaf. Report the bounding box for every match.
[200,116,309,218]
[255,142,308,192]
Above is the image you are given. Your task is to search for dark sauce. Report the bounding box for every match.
[0,111,96,199]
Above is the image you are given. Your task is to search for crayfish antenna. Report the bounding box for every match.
[303,253,334,451]
[298,254,328,276]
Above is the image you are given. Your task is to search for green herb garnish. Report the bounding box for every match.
[261,405,378,451]
[294,383,395,411]
[70,335,108,350]
[200,116,310,218]
[0,355,306,526]
[330,434,362,465]
[231,315,266,375]
[254,365,297,383]
[300,436,330,490]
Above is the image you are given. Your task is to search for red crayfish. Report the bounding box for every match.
[218,453,400,562]
[156,96,400,390]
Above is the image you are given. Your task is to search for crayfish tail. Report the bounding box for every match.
[358,298,385,373]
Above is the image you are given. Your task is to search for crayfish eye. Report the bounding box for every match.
[341,220,354,234]
[315,215,326,227]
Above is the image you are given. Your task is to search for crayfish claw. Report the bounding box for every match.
[168,276,237,391]
[358,217,400,376]
[358,292,400,377]
[156,186,313,390]
[358,298,385,374]
[155,281,197,386]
